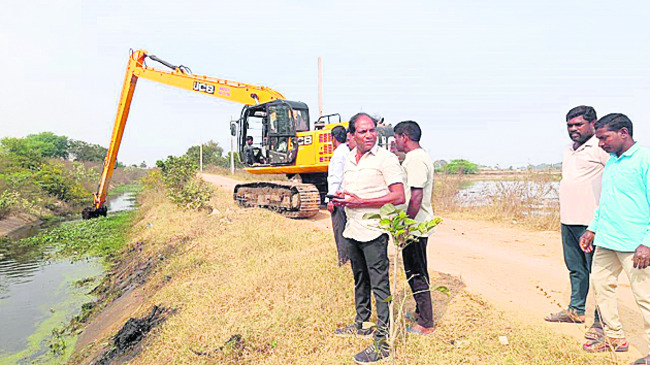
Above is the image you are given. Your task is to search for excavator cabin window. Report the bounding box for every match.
[239,102,303,167]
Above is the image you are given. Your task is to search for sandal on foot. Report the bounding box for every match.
[583,337,629,353]
[585,323,604,340]
[544,309,585,323]
[633,355,650,365]
[407,324,436,335]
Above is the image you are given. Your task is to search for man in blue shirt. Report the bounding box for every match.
[579,113,650,364]
[327,125,352,266]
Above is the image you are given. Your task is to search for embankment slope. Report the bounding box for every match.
[71,174,631,364]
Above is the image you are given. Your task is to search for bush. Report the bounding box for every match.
[442,159,479,174]
[155,155,213,210]
[0,190,17,218]
[156,155,197,189]
[35,161,88,203]
[168,177,213,210]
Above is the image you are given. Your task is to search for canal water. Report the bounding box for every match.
[0,193,136,364]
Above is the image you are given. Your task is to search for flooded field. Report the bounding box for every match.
[457,180,559,207]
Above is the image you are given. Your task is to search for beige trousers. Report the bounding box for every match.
[592,246,650,352]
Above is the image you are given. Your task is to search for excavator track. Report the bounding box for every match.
[233,182,320,219]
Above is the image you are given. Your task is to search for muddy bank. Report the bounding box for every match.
[69,236,184,364]
[0,213,41,238]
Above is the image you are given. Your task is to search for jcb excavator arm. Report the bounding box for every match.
[82,49,285,219]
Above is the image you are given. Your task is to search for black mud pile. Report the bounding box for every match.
[71,235,190,363]
[73,239,182,330]
[92,305,171,365]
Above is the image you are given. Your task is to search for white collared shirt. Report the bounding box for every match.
[327,143,350,199]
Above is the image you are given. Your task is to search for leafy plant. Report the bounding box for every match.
[363,204,442,351]
[0,190,18,218]
[364,204,442,248]
[155,155,213,210]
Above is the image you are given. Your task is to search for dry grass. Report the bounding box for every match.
[433,172,561,231]
[73,184,624,365]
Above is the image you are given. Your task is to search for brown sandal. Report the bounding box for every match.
[544,309,585,323]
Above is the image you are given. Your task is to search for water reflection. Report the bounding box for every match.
[106,192,137,212]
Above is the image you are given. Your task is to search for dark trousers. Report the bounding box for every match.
[402,236,434,328]
[561,224,600,321]
[330,206,349,264]
[347,234,391,339]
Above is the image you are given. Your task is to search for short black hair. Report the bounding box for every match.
[331,126,347,143]
[566,105,597,122]
[393,120,422,142]
[246,136,253,141]
[348,112,378,134]
[595,113,633,137]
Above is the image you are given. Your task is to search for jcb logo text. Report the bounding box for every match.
[193,81,215,94]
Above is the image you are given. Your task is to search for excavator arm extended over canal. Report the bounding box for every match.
[83,49,334,220]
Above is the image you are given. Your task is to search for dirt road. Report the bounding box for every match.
[201,173,646,358]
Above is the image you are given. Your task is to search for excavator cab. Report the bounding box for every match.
[238,100,309,167]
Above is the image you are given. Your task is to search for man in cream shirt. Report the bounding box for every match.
[545,105,608,340]
[332,112,405,364]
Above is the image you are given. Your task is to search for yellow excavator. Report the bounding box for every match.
[83,49,346,220]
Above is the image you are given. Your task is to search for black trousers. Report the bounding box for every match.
[561,224,600,321]
[347,234,391,339]
[402,236,434,328]
[330,206,349,263]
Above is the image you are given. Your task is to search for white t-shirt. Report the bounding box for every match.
[401,148,434,236]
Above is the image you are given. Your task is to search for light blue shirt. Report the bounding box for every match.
[327,143,350,199]
[588,143,650,252]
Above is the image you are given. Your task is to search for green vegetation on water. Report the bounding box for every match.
[0,210,135,364]
[107,182,144,197]
[16,210,135,261]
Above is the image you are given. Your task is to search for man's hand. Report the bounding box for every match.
[633,244,650,269]
[332,191,364,208]
[579,230,595,253]
[327,201,334,213]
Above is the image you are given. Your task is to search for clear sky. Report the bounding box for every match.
[1,0,649,167]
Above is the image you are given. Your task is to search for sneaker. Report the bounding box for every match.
[334,323,374,338]
[407,323,436,335]
[353,343,390,364]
